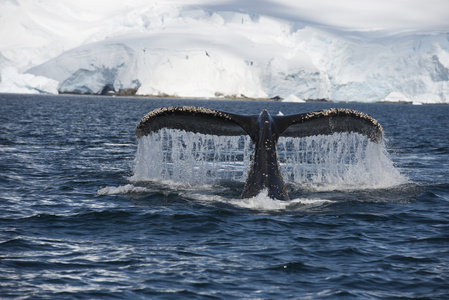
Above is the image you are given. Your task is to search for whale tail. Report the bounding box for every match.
[136,106,383,143]
[136,106,383,199]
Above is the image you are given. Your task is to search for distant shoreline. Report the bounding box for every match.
[1,92,447,105]
[58,91,447,105]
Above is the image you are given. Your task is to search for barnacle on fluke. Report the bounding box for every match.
[136,107,383,200]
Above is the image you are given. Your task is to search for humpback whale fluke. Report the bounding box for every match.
[136,107,383,200]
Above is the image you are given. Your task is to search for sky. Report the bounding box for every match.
[193,0,449,32]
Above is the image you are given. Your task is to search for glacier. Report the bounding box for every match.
[1,0,449,103]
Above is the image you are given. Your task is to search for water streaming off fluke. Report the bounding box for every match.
[132,129,407,192]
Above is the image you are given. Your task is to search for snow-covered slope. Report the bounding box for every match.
[1,0,449,103]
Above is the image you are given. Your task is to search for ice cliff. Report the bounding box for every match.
[1,0,449,103]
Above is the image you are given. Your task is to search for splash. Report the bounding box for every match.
[277,133,408,191]
[131,129,408,192]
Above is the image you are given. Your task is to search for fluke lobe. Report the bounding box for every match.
[136,107,383,200]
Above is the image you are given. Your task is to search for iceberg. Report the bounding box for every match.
[0,67,58,94]
[282,94,305,103]
[382,92,411,103]
[1,0,449,103]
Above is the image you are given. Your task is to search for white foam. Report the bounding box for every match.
[229,190,334,211]
[97,184,151,195]
[180,189,334,211]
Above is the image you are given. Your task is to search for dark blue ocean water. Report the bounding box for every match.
[1,93,448,299]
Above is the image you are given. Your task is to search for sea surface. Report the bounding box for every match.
[1,93,448,299]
